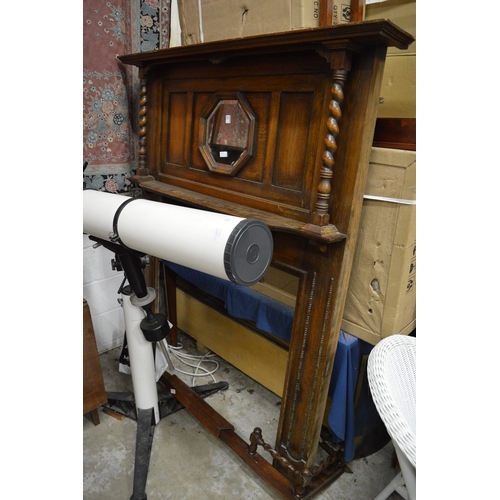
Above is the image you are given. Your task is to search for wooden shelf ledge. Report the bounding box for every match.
[139,179,346,245]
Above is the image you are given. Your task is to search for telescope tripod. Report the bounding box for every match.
[90,236,227,500]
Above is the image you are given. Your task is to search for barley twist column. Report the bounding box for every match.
[309,68,347,227]
[137,76,148,176]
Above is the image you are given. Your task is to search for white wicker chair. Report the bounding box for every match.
[367,335,416,500]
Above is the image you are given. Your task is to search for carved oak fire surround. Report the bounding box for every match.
[119,21,414,499]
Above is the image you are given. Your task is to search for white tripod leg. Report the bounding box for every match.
[121,292,160,425]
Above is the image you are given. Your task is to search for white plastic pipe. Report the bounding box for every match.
[83,189,273,286]
[121,292,160,424]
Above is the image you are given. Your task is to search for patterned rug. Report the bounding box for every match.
[83,0,171,192]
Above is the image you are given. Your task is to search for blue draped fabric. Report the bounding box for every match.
[166,261,294,341]
[327,331,362,462]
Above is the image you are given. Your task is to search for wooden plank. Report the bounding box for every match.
[119,22,415,67]
[350,0,365,22]
[319,0,333,26]
[160,373,299,500]
[139,180,346,244]
[176,289,288,397]
[102,407,126,421]
[251,282,296,308]
[160,373,235,437]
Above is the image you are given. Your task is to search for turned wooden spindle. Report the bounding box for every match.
[137,76,148,176]
[310,68,347,227]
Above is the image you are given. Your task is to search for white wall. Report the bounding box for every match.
[83,234,125,353]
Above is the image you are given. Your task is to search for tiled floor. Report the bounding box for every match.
[84,334,403,499]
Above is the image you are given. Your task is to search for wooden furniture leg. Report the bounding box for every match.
[83,299,107,425]
[273,45,388,483]
[88,408,100,426]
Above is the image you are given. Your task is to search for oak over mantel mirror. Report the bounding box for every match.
[199,92,256,176]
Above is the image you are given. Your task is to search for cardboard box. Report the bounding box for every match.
[365,0,416,56]
[365,0,416,118]
[175,0,416,116]
[177,0,319,45]
[331,0,353,25]
[376,53,416,118]
[258,147,416,346]
[341,147,416,344]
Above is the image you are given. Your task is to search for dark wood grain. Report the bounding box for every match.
[119,21,412,68]
[373,117,416,150]
[350,0,365,23]
[319,0,333,27]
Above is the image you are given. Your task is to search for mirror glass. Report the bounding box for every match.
[199,93,256,176]
[207,100,250,165]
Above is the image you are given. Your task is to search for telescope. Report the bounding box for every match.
[83,188,273,500]
[83,189,273,287]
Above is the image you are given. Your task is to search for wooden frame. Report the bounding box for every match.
[83,299,107,425]
[198,91,256,175]
[119,22,414,499]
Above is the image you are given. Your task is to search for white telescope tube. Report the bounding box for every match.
[83,189,273,286]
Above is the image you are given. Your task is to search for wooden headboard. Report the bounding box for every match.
[118,21,414,498]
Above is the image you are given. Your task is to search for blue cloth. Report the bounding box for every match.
[164,261,373,462]
[166,261,231,302]
[327,331,361,462]
[165,261,294,341]
[226,286,294,342]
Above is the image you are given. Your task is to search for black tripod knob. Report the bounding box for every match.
[140,308,170,342]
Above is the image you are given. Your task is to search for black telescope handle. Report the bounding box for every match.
[88,236,148,299]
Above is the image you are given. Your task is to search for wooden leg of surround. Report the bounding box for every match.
[88,408,100,426]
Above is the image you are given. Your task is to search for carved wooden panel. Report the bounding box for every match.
[148,51,333,223]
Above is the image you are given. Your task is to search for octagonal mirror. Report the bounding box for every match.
[199,92,256,176]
